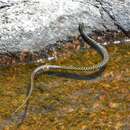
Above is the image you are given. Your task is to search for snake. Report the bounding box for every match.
[0,23,109,130]
[12,23,109,114]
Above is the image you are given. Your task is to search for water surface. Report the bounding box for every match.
[0,43,130,130]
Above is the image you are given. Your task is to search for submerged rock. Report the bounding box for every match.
[0,0,130,53]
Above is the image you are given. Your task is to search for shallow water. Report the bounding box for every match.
[0,43,130,130]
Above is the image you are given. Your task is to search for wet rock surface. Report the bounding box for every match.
[0,0,130,53]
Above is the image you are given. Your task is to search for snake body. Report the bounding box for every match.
[0,23,110,130]
[43,23,109,72]
[12,23,109,114]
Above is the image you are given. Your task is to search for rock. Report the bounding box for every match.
[0,0,130,54]
[20,48,31,62]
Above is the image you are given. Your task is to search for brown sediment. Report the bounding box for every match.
[0,41,130,130]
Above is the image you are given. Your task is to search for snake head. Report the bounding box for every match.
[79,22,85,31]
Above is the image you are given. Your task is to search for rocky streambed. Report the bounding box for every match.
[0,1,130,130]
[0,40,130,130]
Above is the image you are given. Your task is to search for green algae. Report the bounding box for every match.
[0,43,130,130]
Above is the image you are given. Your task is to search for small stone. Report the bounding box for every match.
[20,49,31,62]
[93,102,100,109]
[109,102,119,108]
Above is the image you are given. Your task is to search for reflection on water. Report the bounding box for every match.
[0,43,130,130]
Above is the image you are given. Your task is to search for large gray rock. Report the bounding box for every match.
[0,0,130,53]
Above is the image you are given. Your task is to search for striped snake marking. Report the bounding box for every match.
[13,23,109,114]
[1,23,109,129]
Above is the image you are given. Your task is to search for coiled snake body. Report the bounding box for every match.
[46,23,109,72]
[33,23,109,72]
[13,23,109,114]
